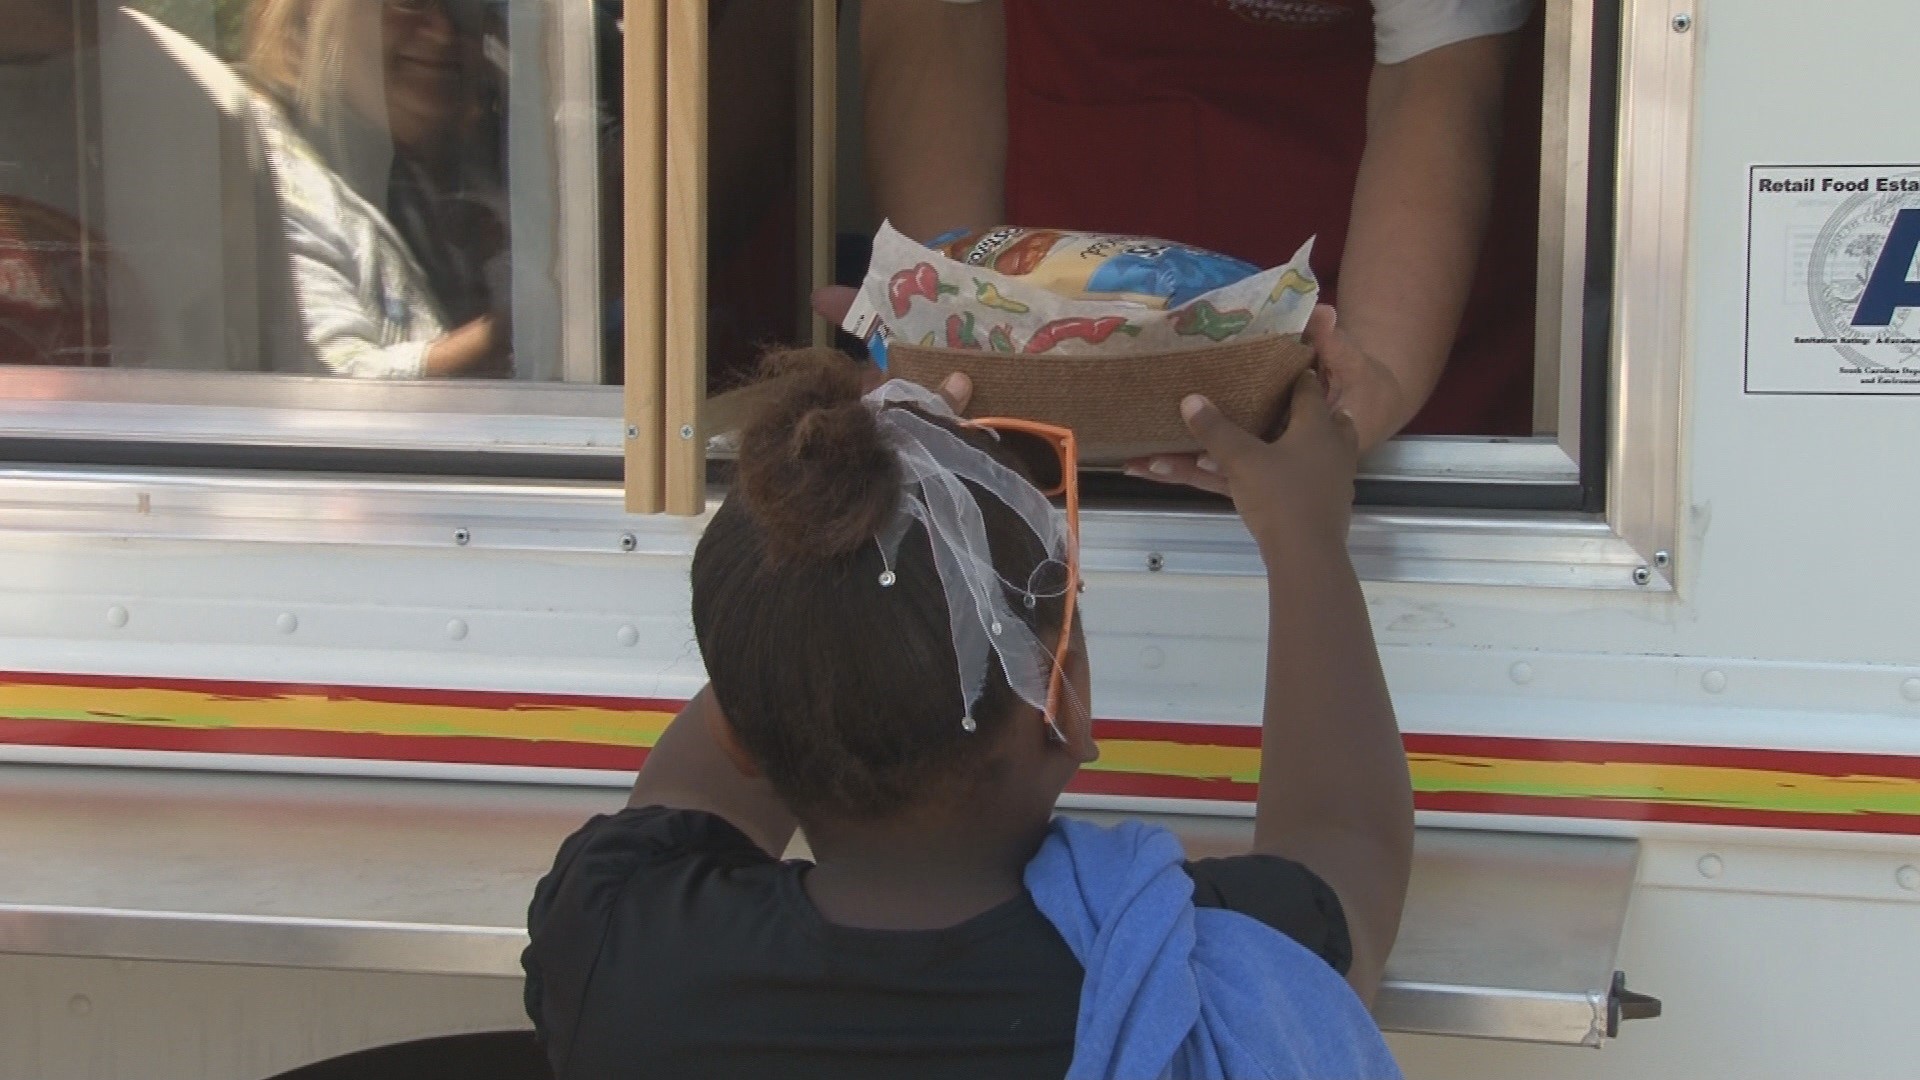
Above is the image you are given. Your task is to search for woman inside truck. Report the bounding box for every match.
[522,350,1414,1078]
[244,0,513,379]
[846,0,1544,471]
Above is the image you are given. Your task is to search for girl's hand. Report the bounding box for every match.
[1126,305,1396,490]
[812,286,898,395]
[1178,369,1359,559]
[811,287,973,408]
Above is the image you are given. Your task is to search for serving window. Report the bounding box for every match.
[0,0,1688,589]
[636,0,1685,587]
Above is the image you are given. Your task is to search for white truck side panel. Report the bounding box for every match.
[4,1,1920,1077]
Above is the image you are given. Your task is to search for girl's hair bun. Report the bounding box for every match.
[735,349,901,566]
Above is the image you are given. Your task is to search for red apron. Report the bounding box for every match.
[1002,0,1543,436]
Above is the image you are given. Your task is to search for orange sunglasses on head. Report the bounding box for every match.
[966,416,1079,738]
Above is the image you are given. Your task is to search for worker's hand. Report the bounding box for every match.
[811,285,858,326]
[814,286,938,398]
[1124,305,1400,491]
[1309,305,1409,454]
[865,363,973,411]
[1179,370,1359,557]
[933,371,973,412]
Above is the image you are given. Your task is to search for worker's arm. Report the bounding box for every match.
[860,0,1005,241]
[1330,33,1517,449]
[1181,376,1413,1006]
[709,0,800,264]
[1128,33,1518,489]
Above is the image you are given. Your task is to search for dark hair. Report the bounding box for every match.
[691,350,1069,820]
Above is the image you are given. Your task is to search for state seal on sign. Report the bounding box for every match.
[1807,169,1920,373]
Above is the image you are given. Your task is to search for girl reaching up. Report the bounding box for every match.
[524,349,1412,1079]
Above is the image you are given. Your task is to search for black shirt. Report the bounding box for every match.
[523,807,1350,1080]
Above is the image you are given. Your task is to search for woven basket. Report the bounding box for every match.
[886,334,1316,463]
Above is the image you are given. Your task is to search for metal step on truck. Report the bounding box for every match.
[2,1,1916,1077]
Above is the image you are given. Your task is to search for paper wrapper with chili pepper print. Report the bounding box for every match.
[844,222,1319,366]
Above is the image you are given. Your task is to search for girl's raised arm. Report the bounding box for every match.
[1180,358,1415,1005]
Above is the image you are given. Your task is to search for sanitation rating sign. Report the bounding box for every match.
[1746,164,1920,394]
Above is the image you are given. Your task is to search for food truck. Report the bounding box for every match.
[3,0,1917,1076]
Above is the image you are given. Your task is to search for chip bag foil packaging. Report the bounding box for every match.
[843,222,1319,367]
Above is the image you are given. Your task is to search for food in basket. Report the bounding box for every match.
[838,223,1322,463]
[844,222,1318,367]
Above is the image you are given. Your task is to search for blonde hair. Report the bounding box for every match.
[244,0,362,153]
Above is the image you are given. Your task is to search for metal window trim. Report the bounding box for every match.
[1359,436,1580,487]
[1604,0,1693,585]
[0,466,1652,590]
[1535,0,1598,458]
[501,0,608,384]
[0,371,625,456]
[550,0,609,386]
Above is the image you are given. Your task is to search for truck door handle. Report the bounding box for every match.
[1607,970,1663,1038]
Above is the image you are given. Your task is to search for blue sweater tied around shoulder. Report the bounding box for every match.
[1024,817,1403,1080]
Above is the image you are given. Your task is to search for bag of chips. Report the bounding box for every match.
[840,223,1322,462]
[843,221,1318,366]
[934,226,1263,309]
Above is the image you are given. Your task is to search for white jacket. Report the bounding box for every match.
[253,97,448,380]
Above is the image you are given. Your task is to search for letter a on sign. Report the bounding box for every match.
[1853,209,1920,327]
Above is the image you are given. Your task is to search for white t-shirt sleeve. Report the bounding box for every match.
[1372,0,1535,65]
[933,0,1530,66]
